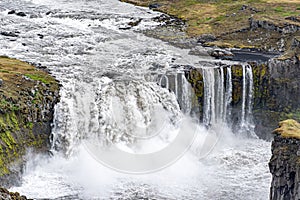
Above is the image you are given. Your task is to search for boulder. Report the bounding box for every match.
[207,48,234,60]
[149,3,162,9]
[16,12,26,17]
[7,10,15,15]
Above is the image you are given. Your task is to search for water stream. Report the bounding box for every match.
[0,0,271,199]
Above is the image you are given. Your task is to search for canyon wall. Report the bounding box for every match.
[185,55,300,140]
[0,57,59,187]
[269,119,300,200]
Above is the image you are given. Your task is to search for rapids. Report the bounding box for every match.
[0,0,271,199]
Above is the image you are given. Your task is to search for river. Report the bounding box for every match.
[0,0,271,199]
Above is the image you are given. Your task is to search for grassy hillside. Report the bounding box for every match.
[0,56,59,185]
[122,0,300,54]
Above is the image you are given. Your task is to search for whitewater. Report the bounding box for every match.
[0,0,271,199]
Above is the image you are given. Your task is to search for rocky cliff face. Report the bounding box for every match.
[253,56,300,140]
[0,187,28,200]
[185,55,300,140]
[269,119,300,200]
[0,56,59,187]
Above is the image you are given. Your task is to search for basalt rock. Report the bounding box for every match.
[253,56,300,140]
[16,12,26,17]
[0,57,60,187]
[249,17,300,34]
[0,187,29,200]
[184,54,300,140]
[269,119,300,200]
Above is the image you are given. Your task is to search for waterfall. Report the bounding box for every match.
[217,67,225,123]
[157,72,194,115]
[180,72,193,114]
[200,63,254,133]
[241,65,247,126]
[174,72,178,97]
[240,64,255,135]
[200,64,254,132]
[159,74,169,90]
[202,66,233,126]
[202,68,216,126]
[225,67,232,123]
[50,77,183,156]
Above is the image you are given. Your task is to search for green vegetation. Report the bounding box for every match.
[25,73,52,84]
[122,0,300,54]
[0,57,59,179]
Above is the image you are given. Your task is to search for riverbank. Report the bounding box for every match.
[0,187,29,200]
[269,119,300,199]
[121,0,300,58]
[0,56,59,187]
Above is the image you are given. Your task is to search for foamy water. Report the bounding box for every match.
[0,0,272,199]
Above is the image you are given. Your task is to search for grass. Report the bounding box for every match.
[274,119,300,139]
[0,57,59,110]
[25,73,52,84]
[122,0,300,52]
[0,57,59,177]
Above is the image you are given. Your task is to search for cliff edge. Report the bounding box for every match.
[269,119,300,200]
[0,56,59,187]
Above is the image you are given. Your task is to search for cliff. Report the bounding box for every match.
[0,56,59,187]
[254,55,300,140]
[184,56,300,140]
[120,0,300,139]
[269,119,300,200]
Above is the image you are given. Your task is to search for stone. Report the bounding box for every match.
[37,34,44,39]
[16,12,26,17]
[0,79,3,87]
[0,187,28,200]
[197,34,216,44]
[0,31,18,37]
[8,10,15,14]
[269,120,300,200]
[207,48,234,60]
[149,3,162,9]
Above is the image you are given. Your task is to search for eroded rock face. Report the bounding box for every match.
[254,56,300,140]
[0,57,60,187]
[0,187,29,200]
[269,119,300,200]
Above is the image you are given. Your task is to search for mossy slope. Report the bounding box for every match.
[0,56,59,186]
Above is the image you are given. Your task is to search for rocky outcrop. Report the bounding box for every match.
[249,17,300,34]
[269,119,300,200]
[253,56,300,140]
[0,187,29,200]
[0,56,59,187]
[184,54,300,140]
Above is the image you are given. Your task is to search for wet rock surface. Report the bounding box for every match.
[0,57,60,187]
[269,119,300,200]
[0,187,29,200]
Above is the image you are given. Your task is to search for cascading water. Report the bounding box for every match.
[240,64,255,136]
[201,66,233,126]
[157,71,194,115]
[0,0,271,199]
[199,64,254,133]
[225,67,233,123]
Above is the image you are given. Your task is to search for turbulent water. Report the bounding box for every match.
[0,0,271,199]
